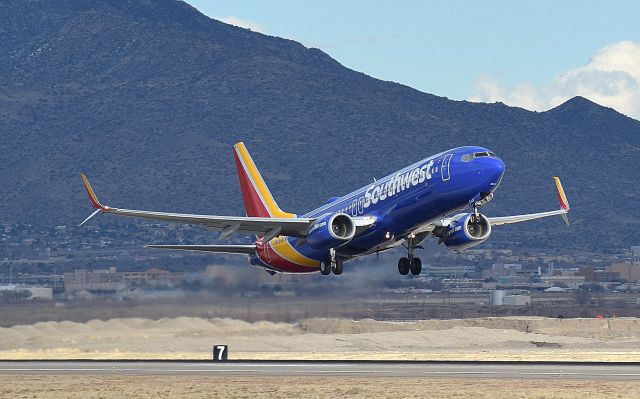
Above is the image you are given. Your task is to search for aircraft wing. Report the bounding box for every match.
[80,175,314,239]
[145,244,256,254]
[488,177,570,226]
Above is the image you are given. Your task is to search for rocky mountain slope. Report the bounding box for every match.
[1,0,639,250]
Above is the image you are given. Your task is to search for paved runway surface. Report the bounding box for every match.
[0,361,639,380]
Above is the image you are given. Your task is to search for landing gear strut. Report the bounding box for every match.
[398,234,422,276]
[470,192,492,224]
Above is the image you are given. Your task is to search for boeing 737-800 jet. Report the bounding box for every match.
[81,142,570,276]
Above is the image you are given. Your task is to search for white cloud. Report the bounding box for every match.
[219,16,265,33]
[469,41,640,120]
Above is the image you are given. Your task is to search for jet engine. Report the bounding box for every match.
[306,213,356,251]
[441,212,492,250]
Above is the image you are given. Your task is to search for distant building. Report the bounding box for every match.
[121,268,182,286]
[490,291,531,306]
[64,267,182,294]
[631,246,640,264]
[0,273,64,290]
[496,275,529,284]
[64,267,125,294]
[576,267,595,282]
[503,295,531,306]
[489,290,506,305]
[482,263,526,280]
[593,271,620,283]
[427,265,477,278]
[607,263,640,282]
[544,275,585,288]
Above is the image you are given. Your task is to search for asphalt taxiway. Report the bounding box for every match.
[0,361,639,380]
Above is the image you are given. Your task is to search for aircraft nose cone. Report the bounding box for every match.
[489,157,505,189]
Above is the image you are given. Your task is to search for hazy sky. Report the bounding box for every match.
[186,1,640,119]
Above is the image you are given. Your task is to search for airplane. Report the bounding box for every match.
[80,142,570,276]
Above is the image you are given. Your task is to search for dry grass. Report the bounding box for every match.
[1,316,640,362]
[2,349,640,362]
[0,375,639,398]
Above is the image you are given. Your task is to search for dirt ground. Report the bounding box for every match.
[0,375,639,399]
[0,316,639,361]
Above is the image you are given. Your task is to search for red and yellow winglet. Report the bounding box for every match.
[553,176,570,225]
[553,177,570,211]
[81,174,106,210]
[79,175,110,226]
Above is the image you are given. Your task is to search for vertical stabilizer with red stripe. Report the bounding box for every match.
[233,142,295,218]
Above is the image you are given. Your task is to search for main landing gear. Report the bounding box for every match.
[321,248,343,276]
[398,235,422,276]
[398,257,421,276]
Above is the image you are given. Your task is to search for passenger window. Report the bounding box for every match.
[462,154,472,162]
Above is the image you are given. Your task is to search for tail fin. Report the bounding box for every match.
[233,142,295,218]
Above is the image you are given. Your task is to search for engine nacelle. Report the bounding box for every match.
[442,212,492,250]
[306,213,356,251]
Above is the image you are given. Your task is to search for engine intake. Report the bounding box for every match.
[307,213,356,251]
[442,212,492,250]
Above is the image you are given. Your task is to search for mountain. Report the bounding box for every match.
[1,0,639,251]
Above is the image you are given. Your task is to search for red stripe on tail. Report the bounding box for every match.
[233,149,271,217]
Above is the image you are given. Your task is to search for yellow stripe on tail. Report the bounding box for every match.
[233,142,295,218]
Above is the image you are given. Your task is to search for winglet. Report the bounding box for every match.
[553,177,570,226]
[80,174,110,226]
[81,174,106,210]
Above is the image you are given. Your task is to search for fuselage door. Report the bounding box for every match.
[442,154,453,181]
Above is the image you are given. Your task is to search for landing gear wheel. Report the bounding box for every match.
[410,257,422,275]
[398,257,410,275]
[320,261,331,275]
[332,258,344,275]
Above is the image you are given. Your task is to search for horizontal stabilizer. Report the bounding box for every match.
[145,244,256,254]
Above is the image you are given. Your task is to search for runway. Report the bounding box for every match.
[0,361,639,380]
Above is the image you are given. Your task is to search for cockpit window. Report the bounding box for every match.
[462,151,496,162]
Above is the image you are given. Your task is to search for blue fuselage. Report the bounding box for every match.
[251,146,505,269]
